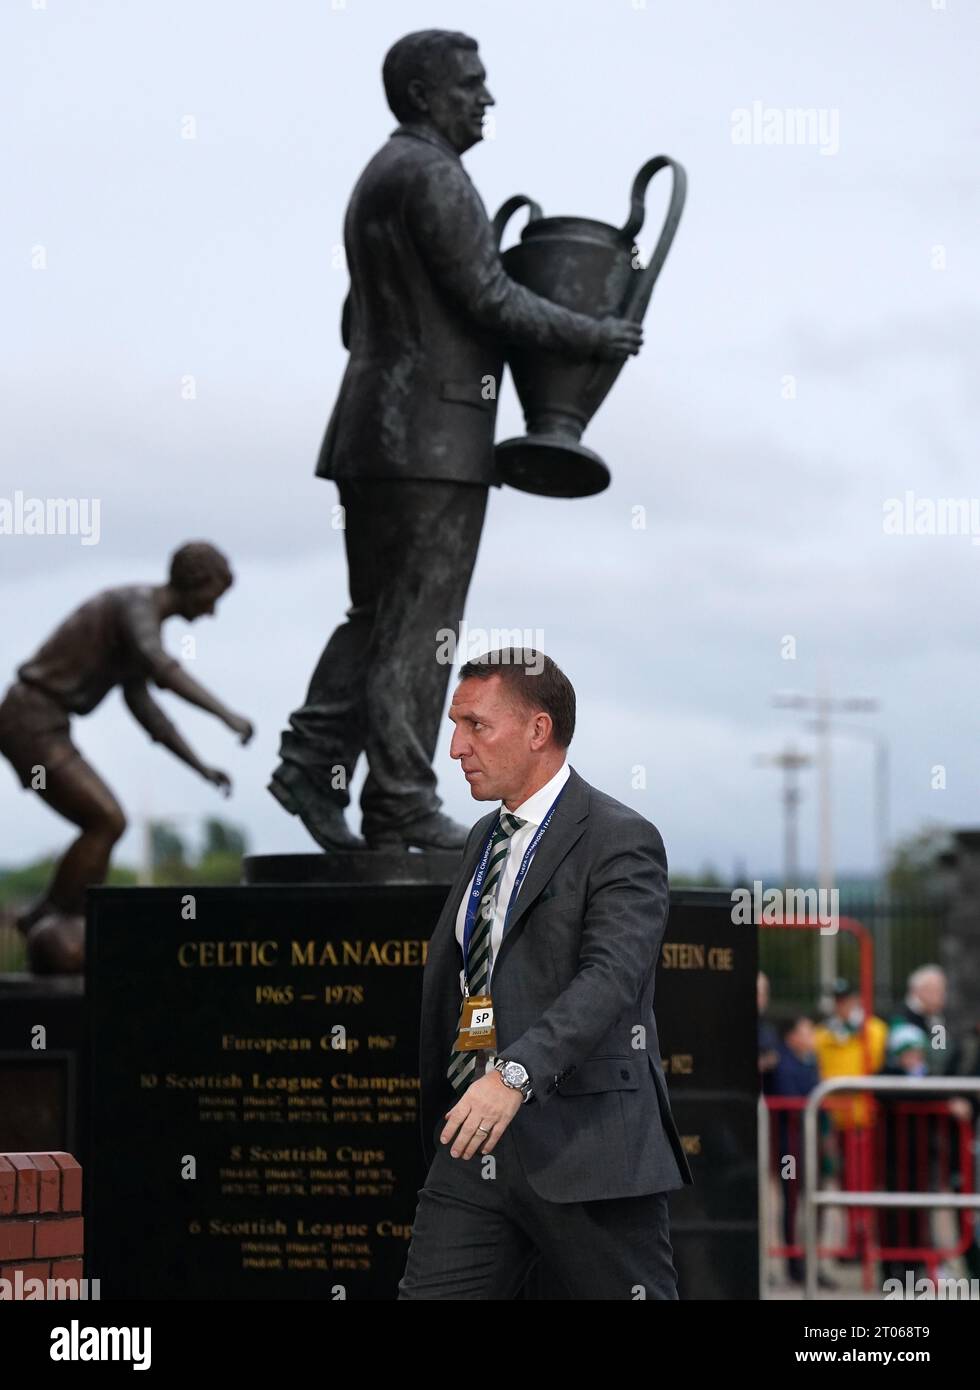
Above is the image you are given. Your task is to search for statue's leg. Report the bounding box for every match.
[0,683,115,928]
[273,479,371,815]
[31,753,127,917]
[359,479,489,835]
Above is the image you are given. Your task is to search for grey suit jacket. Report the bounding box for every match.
[316,123,602,487]
[419,766,694,1203]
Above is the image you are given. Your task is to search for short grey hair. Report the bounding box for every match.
[907,964,945,993]
[382,30,478,122]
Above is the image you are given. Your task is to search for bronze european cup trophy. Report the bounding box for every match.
[493,156,687,498]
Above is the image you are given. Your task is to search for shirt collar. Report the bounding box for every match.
[506,761,570,828]
[391,122,461,161]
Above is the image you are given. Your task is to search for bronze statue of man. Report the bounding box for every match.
[270,29,641,854]
[0,541,254,972]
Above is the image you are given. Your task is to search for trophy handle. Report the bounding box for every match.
[618,156,687,322]
[492,194,544,249]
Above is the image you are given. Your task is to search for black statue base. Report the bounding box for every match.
[86,882,448,1300]
[242,851,461,887]
[85,884,755,1299]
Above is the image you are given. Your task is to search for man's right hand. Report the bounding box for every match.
[595,316,643,361]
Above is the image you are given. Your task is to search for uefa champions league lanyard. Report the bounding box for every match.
[461,783,567,997]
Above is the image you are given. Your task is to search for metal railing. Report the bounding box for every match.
[800,1075,980,1300]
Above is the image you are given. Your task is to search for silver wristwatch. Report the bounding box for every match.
[494,1057,533,1103]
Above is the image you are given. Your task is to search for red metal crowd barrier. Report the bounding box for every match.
[761,912,976,1289]
[765,1095,974,1287]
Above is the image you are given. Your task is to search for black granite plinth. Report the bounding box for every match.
[86,882,449,1300]
[660,891,760,1299]
[86,884,757,1300]
[242,850,462,887]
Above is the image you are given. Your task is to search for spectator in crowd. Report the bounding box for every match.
[884,1022,929,1077]
[891,965,960,1077]
[879,1023,933,1282]
[757,970,781,1097]
[773,1015,819,1099]
[809,980,887,1277]
[769,1015,821,1284]
[880,977,976,1285]
[813,979,888,1132]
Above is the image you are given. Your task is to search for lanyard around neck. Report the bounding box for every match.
[461,782,567,973]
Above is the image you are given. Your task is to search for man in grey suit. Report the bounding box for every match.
[398,649,693,1299]
[270,31,641,853]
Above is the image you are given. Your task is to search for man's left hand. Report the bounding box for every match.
[441,1070,523,1159]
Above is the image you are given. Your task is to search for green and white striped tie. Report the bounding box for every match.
[446,810,526,1096]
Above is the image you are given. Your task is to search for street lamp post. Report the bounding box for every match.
[806,719,892,1002]
[772,690,880,1002]
[754,746,813,884]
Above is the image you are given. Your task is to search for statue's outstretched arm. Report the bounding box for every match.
[123,680,237,796]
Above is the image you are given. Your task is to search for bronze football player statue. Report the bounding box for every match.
[0,541,254,974]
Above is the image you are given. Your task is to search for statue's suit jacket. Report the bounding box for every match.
[419,766,695,1203]
[316,123,602,487]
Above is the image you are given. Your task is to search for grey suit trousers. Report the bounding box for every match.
[397,1120,679,1300]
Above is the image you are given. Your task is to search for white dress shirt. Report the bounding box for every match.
[454,760,570,1076]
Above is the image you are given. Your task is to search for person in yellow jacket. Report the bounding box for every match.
[813,979,888,1130]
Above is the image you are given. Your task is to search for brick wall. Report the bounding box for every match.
[0,1152,83,1297]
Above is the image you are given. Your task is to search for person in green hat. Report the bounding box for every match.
[885,1022,929,1075]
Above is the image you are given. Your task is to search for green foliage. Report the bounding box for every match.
[0,855,58,907]
[202,818,247,860]
[150,821,187,873]
[152,850,243,886]
[0,924,26,972]
[147,817,247,884]
[0,817,248,921]
[0,856,139,907]
[886,823,952,897]
[140,816,248,885]
[669,864,725,888]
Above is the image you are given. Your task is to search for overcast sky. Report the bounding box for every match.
[3,0,978,879]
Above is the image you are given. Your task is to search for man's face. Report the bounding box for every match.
[180,577,230,621]
[449,674,540,802]
[422,48,494,153]
[788,1018,815,1056]
[834,993,861,1023]
[916,973,946,1015]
